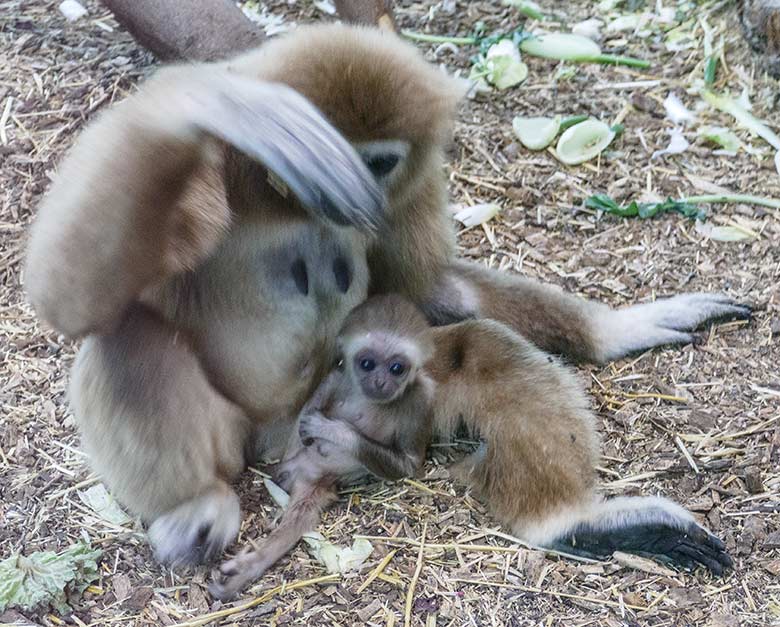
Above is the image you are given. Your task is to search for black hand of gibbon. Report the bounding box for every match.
[197,78,385,232]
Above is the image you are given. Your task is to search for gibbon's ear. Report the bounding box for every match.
[25,67,384,339]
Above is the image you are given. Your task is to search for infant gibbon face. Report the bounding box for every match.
[345,333,419,403]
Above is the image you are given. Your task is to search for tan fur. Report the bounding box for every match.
[211,295,434,597]
[25,22,739,568]
[425,320,598,531]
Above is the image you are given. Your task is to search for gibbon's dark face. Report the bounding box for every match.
[352,345,411,402]
[355,140,410,190]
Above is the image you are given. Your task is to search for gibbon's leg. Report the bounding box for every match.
[424,260,751,364]
[426,320,732,574]
[70,304,251,565]
[25,64,383,340]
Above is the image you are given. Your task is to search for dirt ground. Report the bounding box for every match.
[1,0,779,625]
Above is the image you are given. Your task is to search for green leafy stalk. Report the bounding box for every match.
[401,30,477,45]
[584,54,652,69]
[559,115,589,131]
[704,55,718,85]
[585,193,780,221]
[684,194,780,210]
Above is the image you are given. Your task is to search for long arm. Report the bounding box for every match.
[25,66,383,339]
[425,319,731,574]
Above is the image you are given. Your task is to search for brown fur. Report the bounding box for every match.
[425,320,598,531]
[25,22,738,570]
[210,295,434,598]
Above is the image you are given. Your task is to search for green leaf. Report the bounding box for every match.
[0,542,101,614]
[585,195,706,220]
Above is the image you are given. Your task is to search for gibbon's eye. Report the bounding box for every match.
[364,153,400,178]
[360,358,376,372]
[388,362,405,376]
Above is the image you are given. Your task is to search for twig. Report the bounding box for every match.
[168,574,339,627]
[357,549,398,593]
[404,523,426,627]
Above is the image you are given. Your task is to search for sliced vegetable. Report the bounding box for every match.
[520,32,650,68]
[453,203,501,227]
[663,92,696,125]
[702,90,780,150]
[302,533,374,574]
[698,126,741,152]
[572,18,603,41]
[695,221,756,242]
[652,127,690,159]
[512,115,561,150]
[555,119,616,165]
[520,32,599,59]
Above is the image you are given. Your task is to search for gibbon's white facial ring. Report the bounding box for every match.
[355,139,411,187]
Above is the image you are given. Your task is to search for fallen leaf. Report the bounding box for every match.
[78,483,132,526]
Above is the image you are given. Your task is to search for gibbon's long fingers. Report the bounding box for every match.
[194,76,385,232]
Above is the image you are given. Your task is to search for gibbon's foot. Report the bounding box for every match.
[547,496,733,576]
[147,485,241,566]
[599,293,752,361]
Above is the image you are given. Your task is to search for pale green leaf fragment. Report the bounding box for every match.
[0,542,101,614]
[263,478,290,509]
[702,90,780,151]
[695,221,756,242]
[698,126,741,152]
[78,483,132,526]
[302,533,374,574]
[512,115,561,150]
[484,41,528,89]
[555,119,616,165]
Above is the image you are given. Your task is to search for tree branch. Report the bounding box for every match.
[100,0,396,62]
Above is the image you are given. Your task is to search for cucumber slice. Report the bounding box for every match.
[512,115,561,150]
[555,119,616,165]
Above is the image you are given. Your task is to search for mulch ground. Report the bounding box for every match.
[1,0,779,625]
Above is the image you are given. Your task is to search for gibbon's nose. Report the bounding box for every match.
[374,379,386,392]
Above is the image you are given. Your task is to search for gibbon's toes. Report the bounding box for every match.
[653,293,753,332]
[197,79,385,234]
[658,525,733,576]
[207,578,238,602]
[148,487,241,566]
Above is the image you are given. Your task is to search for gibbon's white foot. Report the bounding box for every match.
[596,293,751,362]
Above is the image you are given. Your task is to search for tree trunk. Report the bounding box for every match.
[101,0,396,62]
[738,0,780,77]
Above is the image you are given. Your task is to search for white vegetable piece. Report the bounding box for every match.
[663,92,696,125]
[572,18,604,42]
[652,127,690,159]
[520,32,601,61]
[555,119,616,165]
[263,478,290,509]
[512,115,561,150]
[695,221,756,242]
[453,203,501,227]
[59,0,87,21]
